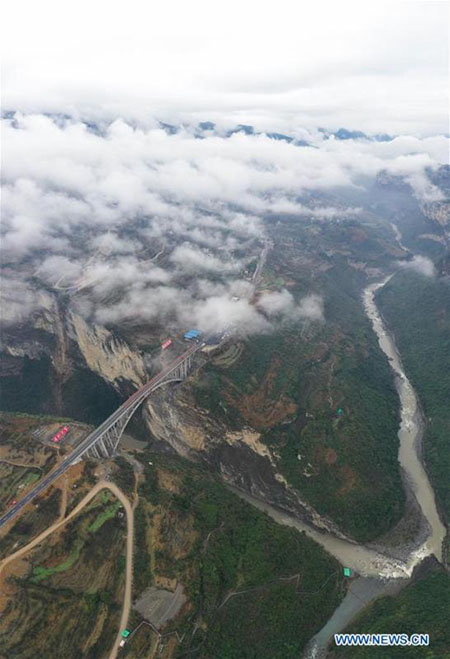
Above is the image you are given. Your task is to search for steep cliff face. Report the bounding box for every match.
[68,313,146,389]
[143,377,347,538]
[0,296,346,535]
[0,293,146,423]
[420,201,450,231]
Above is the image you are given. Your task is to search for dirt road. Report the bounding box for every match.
[0,480,134,659]
[0,459,44,470]
[108,483,134,659]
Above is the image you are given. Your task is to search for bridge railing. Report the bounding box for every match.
[0,342,204,528]
[80,342,203,460]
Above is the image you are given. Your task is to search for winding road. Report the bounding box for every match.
[0,238,272,532]
[1,239,445,657]
[0,342,201,531]
[0,480,134,659]
[108,484,135,659]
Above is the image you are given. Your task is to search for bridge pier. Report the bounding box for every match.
[88,444,101,460]
[83,349,199,462]
[0,344,203,530]
[97,437,109,458]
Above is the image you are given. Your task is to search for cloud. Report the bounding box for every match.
[191,297,271,336]
[257,290,296,316]
[170,244,241,274]
[38,255,83,286]
[0,274,45,326]
[90,232,138,255]
[82,259,173,298]
[398,255,436,278]
[257,290,324,323]
[296,294,324,321]
[266,198,363,219]
[1,113,447,335]
[1,2,447,344]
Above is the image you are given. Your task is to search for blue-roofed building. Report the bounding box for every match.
[183,329,201,340]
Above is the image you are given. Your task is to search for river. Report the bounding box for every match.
[363,277,445,564]
[229,273,446,658]
[303,277,446,657]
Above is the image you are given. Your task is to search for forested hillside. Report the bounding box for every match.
[377,269,450,523]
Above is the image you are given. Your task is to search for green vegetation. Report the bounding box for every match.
[377,270,450,522]
[193,252,404,541]
[0,411,64,458]
[129,451,345,659]
[0,411,73,423]
[31,539,83,582]
[0,489,61,557]
[88,501,122,532]
[334,571,450,658]
[201,580,336,659]
[370,181,447,259]
[0,463,28,509]
[278,265,402,540]
[28,493,124,585]
[132,502,153,591]
[113,456,135,497]
[0,487,126,658]
[23,472,40,486]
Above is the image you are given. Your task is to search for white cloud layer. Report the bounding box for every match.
[3,115,447,258]
[1,111,448,332]
[1,1,448,136]
[257,291,324,323]
[398,255,436,278]
[2,2,447,339]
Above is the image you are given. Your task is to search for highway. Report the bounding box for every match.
[252,238,271,290]
[0,241,272,532]
[0,341,203,530]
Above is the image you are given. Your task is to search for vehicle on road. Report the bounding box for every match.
[0,343,203,530]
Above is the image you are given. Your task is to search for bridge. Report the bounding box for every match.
[0,342,203,530]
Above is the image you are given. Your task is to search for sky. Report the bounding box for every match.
[2,0,449,135]
[1,1,449,335]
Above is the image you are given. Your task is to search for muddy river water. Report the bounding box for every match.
[363,277,445,563]
[230,275,446,657]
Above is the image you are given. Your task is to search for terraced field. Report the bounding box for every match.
[125,450,345,659]
[0,488,62,557]
[0,489,127,659]
[0,462,29,508]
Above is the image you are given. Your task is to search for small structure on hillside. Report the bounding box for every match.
[183,329,201,341]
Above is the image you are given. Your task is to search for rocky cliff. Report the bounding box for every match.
[0,295,348,538]
[0,292,146,423]
[143,370,348,539]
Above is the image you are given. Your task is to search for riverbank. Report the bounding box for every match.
[301,275,447,656]
[363,278,445,564]
[228,272,446,657]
